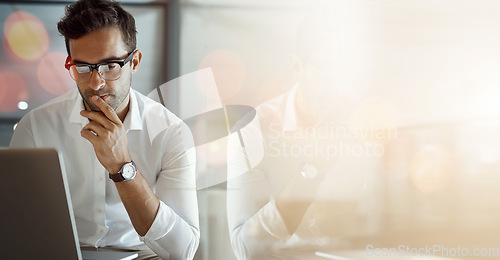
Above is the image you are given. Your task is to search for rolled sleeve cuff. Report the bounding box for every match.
[139,200,175,242]
[259,200,290,240]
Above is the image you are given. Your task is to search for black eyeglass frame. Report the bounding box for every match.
[64,50,136,81]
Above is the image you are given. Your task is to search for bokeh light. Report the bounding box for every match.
[195,113,228,167]
[17,101,28,110]
[197,141,227,167]
[37,52,73,95]
[0,71,28,113]
[2,37,23,62]
[409,145,453,193]
[4,11,49,61]
[210,141,221,153]
[198,49,246,102]
[196,138,228,189]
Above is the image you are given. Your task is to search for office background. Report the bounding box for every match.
[1,0,500,259]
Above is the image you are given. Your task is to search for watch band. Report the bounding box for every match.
[109,171,126,182]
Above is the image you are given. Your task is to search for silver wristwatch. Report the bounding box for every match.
[109,161,137,182]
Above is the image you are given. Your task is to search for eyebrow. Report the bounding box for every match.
[72,55,124,65]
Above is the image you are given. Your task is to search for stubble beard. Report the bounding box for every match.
[77,76,132,112]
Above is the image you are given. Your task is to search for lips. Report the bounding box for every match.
[99,94,110,101]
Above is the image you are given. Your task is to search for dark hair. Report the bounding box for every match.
[57,0,137,56]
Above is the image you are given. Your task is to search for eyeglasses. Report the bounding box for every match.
[65,50,135,82]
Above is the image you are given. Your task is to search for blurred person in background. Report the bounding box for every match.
[227,13,382,260]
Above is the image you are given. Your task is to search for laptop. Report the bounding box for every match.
[0,148,138,260]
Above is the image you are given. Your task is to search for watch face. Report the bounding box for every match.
[122,163,136,179]
[300,163,318,180]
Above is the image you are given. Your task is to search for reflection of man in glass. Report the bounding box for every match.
[10,0,199,259]
[227,15,380,260]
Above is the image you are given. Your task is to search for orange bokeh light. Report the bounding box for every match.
[37,52,73,95]
[0,71,28,113]
[409,145,453,193]
[4,11,49,61]
[193,116,227,167]
[197,140,227,167]
[198,49,246,102]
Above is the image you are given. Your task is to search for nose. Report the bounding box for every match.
[89,68,105,91]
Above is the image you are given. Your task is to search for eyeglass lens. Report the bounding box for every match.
[69,63,122,82]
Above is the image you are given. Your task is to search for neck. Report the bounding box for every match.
[295,86,322,128]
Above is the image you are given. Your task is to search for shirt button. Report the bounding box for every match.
[97,208,103,213]
[99,177,104,182]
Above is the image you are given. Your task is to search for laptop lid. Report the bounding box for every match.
[0,148,141,260]
[0,148,140,260]
[0,148,81,259]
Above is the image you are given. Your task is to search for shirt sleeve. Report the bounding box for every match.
[10,113,36,148]
[226,116,290,260]
[140,121,199,260]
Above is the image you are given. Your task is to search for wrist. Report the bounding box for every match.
[109,161,130,174]
[108,154,132,174]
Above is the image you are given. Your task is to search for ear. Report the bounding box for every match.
[130,50,142,74]
[65,55,73,70]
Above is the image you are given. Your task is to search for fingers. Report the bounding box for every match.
[82,120,107,137]
[80,110,116,130]
[81,129,98,144]
[90,95,121,124]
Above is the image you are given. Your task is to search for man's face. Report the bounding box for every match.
[69,27,133,112]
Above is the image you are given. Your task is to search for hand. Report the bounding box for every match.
[80,95,131,174]
[299,133,338,175]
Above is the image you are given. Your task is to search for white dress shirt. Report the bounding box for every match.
[10,88,199,260]
[227,85,382,260]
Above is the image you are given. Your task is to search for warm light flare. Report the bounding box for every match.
[199,49,246,102]
[4,11,49,61]
[409,145,453,193]
[37,52,73,95]
[0,71,28,113]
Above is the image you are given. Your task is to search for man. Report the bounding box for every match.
[10,0,199,259]
[226,14,381,260]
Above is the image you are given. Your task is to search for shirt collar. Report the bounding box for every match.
[282,83,299,132]
[69,90,88,126]
[123,89,142,132]
[68,88,142,132]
